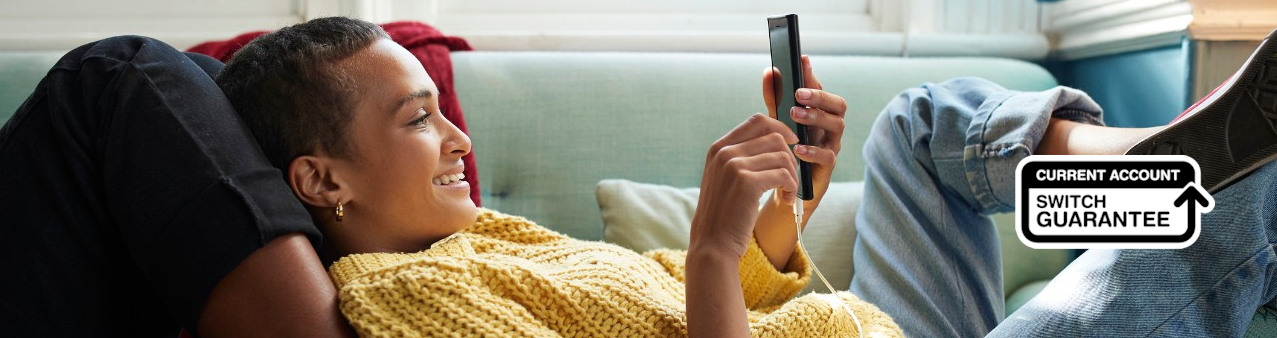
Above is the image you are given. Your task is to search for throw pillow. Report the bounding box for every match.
[596,179,863,294]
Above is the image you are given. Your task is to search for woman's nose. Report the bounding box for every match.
[441,116,471,157]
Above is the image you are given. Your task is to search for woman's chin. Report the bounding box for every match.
[452,191,480,222]
[423,182,480,233]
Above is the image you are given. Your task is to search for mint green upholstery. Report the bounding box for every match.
[0,52,61,122]
[453,52,1052,238]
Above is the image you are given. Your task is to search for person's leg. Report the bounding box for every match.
[1036,118,1161,156]
[851,76,1277,336]
[1125,28,1277,193]
[987,30,1277,337]
[185,51,225,75]
[991,160,1277,336]
[850,77,1106,337]
[989,132,1277,337]
[0,36,317,335]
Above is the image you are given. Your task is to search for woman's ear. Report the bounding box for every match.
[288,155,347,208]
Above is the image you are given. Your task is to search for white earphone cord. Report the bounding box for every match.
[794,198,864,337]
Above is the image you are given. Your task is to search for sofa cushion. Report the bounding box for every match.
[0,52,62,123]
[454,52,1060,242]
[596,179,699,253]
[1004,279,1051,317]
[597,179,862,294]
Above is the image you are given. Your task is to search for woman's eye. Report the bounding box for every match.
[410,108,432,128]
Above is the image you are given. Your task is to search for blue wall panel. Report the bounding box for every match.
[1049,43,1189,128]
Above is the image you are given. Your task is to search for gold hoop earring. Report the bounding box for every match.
[335,202,345,222]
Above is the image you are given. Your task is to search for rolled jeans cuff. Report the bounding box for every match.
[961,86,1105,213]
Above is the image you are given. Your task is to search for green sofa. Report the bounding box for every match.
[449,51,1068,309]
[4,49,1273,335]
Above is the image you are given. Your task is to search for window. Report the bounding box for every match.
[0,0,303,51]
[1,0,1049,59]
[328,0,1048,58]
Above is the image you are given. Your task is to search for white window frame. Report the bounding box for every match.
[340,0,1047,58]
[1043,0,1192,61]
[0,0,1049,60]
[0,0,309,52]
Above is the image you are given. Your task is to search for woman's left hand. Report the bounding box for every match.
[754,55,848,269]
[763,55,846,206]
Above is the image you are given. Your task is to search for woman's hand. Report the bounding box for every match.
[755,55,848,269]
[685,55,847,338]
[689,113,799,259]
[686,108,799,338]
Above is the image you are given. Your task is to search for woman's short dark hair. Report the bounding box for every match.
[217,16,389,173]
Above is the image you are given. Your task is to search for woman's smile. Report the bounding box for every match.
[432,171,469,190]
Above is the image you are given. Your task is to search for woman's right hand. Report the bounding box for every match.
[686,113,799,338]
[688,113,800,258]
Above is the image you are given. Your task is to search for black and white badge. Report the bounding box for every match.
[1015,155,1214,249]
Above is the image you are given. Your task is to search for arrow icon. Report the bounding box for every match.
[1174,182,1213,211]
[1172,182,1215,244]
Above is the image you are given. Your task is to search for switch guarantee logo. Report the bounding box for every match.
[1015,155,1214,249]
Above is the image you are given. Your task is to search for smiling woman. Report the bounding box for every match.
[216,16,902,337]
[219,24,478,263]
[293,38,477,258]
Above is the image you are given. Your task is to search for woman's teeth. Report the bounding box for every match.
[433,173,465,185]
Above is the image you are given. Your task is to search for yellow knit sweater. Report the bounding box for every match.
[329,209,902,337]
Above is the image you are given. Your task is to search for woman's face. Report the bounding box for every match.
[321,39,477,254]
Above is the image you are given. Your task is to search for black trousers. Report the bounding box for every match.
[0,36,318,336]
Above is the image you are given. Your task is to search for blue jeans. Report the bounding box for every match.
[850,77,1277,337]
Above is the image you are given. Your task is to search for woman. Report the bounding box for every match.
[217,17,901,337]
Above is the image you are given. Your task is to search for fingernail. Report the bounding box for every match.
[792,106,807,119]
[795,145,808,154]
[796,89,812,100]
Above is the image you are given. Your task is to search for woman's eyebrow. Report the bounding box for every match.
[394,89,435,112]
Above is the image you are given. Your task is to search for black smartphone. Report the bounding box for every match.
[767,14,814,200]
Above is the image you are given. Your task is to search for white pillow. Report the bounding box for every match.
[596,179,863,294]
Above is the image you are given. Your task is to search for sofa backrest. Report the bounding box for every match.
[0,49,1067,295]
[0,50,1058,241]
[0,52,63,121]
[452,51,1058,240]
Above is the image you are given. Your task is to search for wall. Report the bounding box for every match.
[1190,39,1261,100]
[1049,43,1189,128]
[1041,0,1192,128]
[1043,0,1276,128]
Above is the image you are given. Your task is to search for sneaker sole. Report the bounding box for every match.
[1125,29,1277,193]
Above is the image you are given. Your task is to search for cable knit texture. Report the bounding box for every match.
[330,209,902,337]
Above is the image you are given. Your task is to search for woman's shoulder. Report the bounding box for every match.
[329,209,573,285]
[464,208,570,244]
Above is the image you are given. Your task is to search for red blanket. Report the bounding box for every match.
[189,22,481,206]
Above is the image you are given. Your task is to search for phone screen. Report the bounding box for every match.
[768,17,801,136]
[768,14,814,200]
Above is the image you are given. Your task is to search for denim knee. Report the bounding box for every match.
[864,89,918,164]
[55,35,185,72]
[863,79,1010,212]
